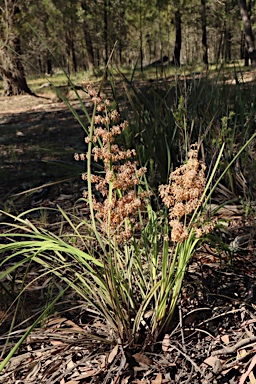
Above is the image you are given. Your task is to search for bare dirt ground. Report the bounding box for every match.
[0,92,90,212]
[0,91,256,384]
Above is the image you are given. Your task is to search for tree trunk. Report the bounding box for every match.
[118,0,126,65]
[173,9,182,66]
[65,30,77,74]
[216,31,223,64]
[46,58,53,75]
[139,0,144,72]
[201,0,208,68]
[104,0,109,66]
[83,19,95,70]
[224,30,232,62]
[223,2,232,63]
[240,0,256,66]
[81,1,95,70]
[0,1,33,96]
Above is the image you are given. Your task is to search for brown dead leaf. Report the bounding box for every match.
[121,376,130,384]
[111,375,120,384]
[26,361,41,381]
[64,319,85,332]
[7,353,32,370]
[237,348,247,359]
[50,340,65,346]
[162,334,170,352]
[108,345,119,364]
[67,358,76,370]
[204,355,222,371]
[71,370,96,380]
[239,354,256,384]
[64,381,79,384]
[151,372,162,384]
[133,353,153,366]
[204,355,218,368]
[221,335,230,345]
[98,354,107,369]
[249,371,256,384]
[45,317,67,327]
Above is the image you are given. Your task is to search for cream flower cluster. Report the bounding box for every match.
[159,144,215,242]
[75,87,150,241]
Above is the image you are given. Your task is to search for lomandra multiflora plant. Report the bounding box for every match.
[2,81,254,372]
[74,85,218,338]
[75,85,151,242]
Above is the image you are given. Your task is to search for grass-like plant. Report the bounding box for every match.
[116,67,256,200]
[0,77,255,374]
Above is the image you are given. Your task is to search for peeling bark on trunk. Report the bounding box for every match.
[0,41,33,96]
[240,0,256,66]
[0,0,33,96]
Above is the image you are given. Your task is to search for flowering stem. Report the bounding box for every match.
[87,105,97,231]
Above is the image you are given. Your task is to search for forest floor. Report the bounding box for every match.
[0,90,89,208]
[0,82,256,384]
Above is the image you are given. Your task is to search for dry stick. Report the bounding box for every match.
[213,348,256,375]
[170,308,242,339]
[212,335,256,356]
[197,308,245,329]
[50,349,107,384]
[179,305,186,352]
[170,342,205,376]
[102,348,126,384]
[12,177,77,196]
[182,366,195,384]
[183,327,215,340]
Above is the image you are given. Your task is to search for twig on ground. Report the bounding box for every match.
[169,342,205,376]
[197,308,245,328]
[179,305,186,352]
[212,335,256,356]
[182,366,194,384]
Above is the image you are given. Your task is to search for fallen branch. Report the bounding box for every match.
[212,335,256,356]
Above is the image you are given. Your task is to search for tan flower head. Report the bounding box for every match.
[159,144,215,243]
[78,84,151,242]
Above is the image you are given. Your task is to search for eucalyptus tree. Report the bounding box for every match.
[201,0,208,67]
[172,2,181,66]
[0,0,33,96]
[80,0,95,69]
[240,0,256,66]
[39,0,80,74]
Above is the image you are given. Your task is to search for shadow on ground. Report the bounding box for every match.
[0,96,92,210]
